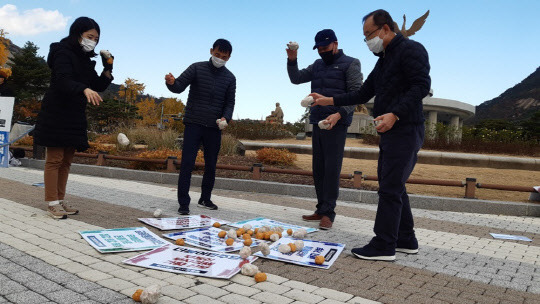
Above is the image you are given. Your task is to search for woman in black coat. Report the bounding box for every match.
[34,17,113,219]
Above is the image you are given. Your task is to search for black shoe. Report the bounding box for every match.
[351,243,395,261]
[178,206,190,215]
[396,237,419,254]
[197,199,218,210]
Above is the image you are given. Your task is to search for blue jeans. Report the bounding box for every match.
[177,123,221,210]
[311,124,348,222]
[371,123,425,250]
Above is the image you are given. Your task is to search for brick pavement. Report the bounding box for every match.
[1,167,540,304]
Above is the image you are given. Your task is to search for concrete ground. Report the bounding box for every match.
[1,166,539,304]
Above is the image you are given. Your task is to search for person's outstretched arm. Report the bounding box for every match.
[166,63,197,94]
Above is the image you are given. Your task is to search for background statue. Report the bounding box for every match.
[354,104,369,115]
[393,10,430,38]
[265,102,284,124]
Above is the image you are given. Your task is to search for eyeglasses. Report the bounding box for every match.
[364,27,382,42]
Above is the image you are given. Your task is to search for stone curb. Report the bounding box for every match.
[241,142,540,171]
[20,159,540,217]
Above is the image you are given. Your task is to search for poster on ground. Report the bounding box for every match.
[490,233,532,242]
[123,243,257,279]
[229,217,318,234]
[79,227,168,253]
[253,237,345,269]
[139,215,228,230]
[163,227,265,252]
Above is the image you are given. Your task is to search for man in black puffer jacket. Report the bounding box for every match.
[165,39,236,215]
[287,29,362,230]
[311,10,431,261]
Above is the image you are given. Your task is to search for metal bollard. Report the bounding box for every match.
[464,177,477,199]
[96,151,107,166]
[353,171,363,188]
[252,163,263,180]
[166,156,177,172]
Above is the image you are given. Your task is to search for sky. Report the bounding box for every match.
[1,0,539,123]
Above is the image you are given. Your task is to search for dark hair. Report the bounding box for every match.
[212,39,232,55]
[363,9,395,32]
[61,17,101,57]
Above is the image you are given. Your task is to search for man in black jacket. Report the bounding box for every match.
[311,10,431,261]
[165,39,236,215]
[287,29,362,230]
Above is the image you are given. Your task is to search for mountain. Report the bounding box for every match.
[101,82,171,104]
[470,67,540,124]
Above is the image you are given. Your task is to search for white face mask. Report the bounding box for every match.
[366,29,384,54]
[211,55,226,68]
[80,37,97,52]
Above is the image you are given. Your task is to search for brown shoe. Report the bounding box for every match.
[60,200,79,215]
[319,216,333,230]
[48,204,68,219]
[302,213,323,222]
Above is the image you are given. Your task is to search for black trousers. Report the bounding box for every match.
[312,124,348,222]
[371,123,425,250]
[177,123,221,210]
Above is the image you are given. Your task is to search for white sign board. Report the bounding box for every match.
[253,237,345,269]
[79,227,168,253]
[229,217,318,234]
[0,97,15,168]
[139,215,228,230]
[123,243,257,279]
[163,227,265,252]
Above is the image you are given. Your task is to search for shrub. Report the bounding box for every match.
[359,122,539,156]
[225,119,294,140]
[132,149,204,170]
[220,134,241,156]
[116,126,179,150]
[13,135,33,146]
[93,134,116,144]
[256,148,297,166]
[87,142,117,155]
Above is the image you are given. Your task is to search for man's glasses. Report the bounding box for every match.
[364,27,382,42]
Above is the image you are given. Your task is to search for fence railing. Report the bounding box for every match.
[11,147,537,200]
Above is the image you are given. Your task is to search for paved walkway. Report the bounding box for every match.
[1,166,539,304]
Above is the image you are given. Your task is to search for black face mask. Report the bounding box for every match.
[319,50,335,65]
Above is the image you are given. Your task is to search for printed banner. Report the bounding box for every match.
[123,243,257,279]
[139,215,229,230]
[0,131,9,168]
[229,217,318,233]
[253,237,345,269]
[79,227,168,253]
[163,227,265,252]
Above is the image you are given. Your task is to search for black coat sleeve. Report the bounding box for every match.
[90,69,113,92]
[333,67,376,106]
[222,76,236,122]
[390,43,431,119]
[167,63,196,94]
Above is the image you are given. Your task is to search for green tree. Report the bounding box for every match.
[520,110,540,141]
[476,119,515,131]
[9,42,50,101]
[86,98,140,132]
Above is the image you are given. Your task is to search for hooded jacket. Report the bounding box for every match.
[34,40,112,151]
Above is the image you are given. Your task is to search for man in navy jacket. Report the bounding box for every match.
[311,10,431,261]
[287,29,362,230]
[165,39,236,215]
